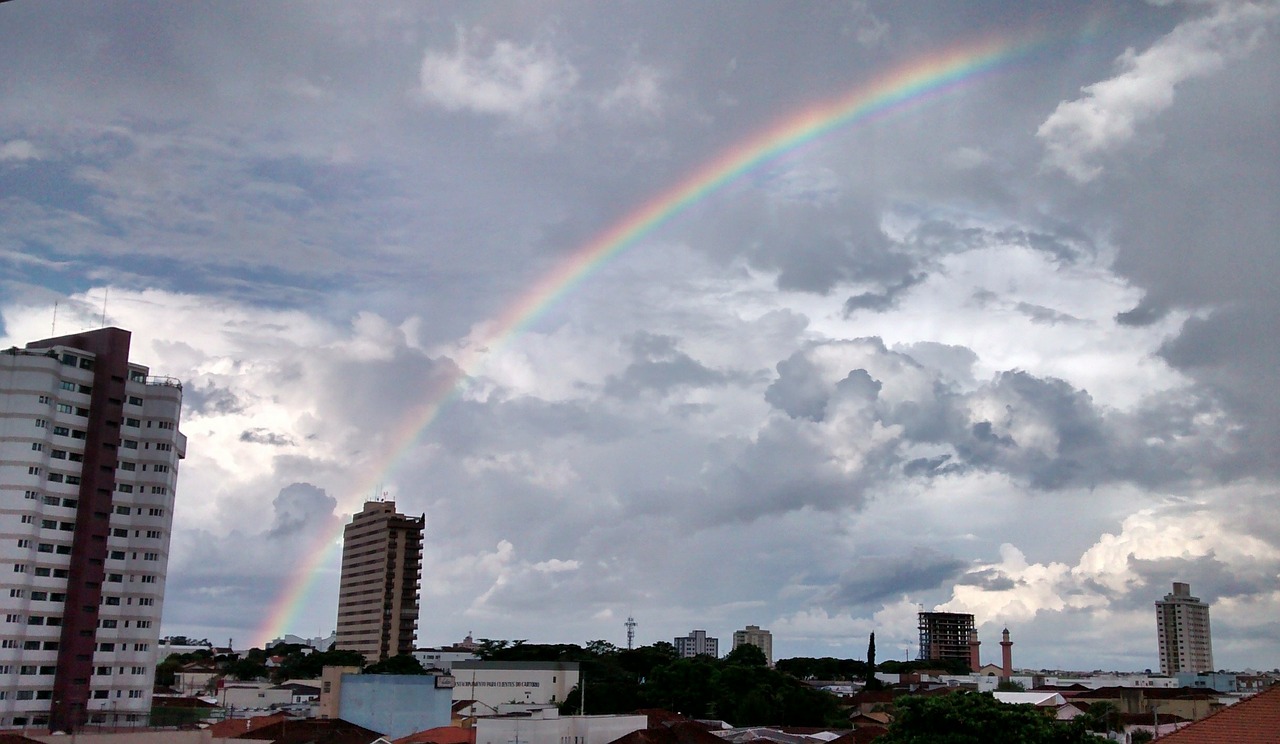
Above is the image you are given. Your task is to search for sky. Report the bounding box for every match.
[1,0,1278,673]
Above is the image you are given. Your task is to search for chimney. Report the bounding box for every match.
[969,629,981,671]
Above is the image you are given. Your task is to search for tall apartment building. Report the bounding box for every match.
[674,629,718,659]
[335,501,423,663]
[1157,582,1213,675]
[918,611,979,669]
[731,625,773,666]
[1,328,185,731]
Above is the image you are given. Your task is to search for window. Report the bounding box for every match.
[146,531,161,539]
[30,466,42,476]
[158,421,175,430]
[103,597,120,606]
[17,539,30,548]
[55,545,70,554]
[50,593,64,602]
[56,403,73,414]
[62,498,78,508]
[128,689,143,698]
[99,619,117,629]
[149,508,164,516]
[128,396,143,405]
[136,620,152,628]
[20,665,37,675]
[97,643,115,652]
[152,465,169,473]
[131,666,145,674]
[31,442,43,452]
[71,430,86,440]
[106,574,123,583]
[29,591,46,601]
[59,522,73,531]
[45,472,60,482]
[33,567,49,576]
[109,550,125,560]
[37,543,53,553]
[78,357,94,370]
[155,443,172,451]
[78,384,92,394]
[27,616,44,625]
[42,641,58,650]
[9,590,24,598]
[68,452,82,462]
[117,484,134,494]
[138,597,154,606]
[65,475,80,485]
[52,426,69,436]
[123,439,138,449]
[36,418,48,428]
[114,505,130,515]
[2,640,18,648]
[60,380,76,391]
[112,528,127,537]
[124,418,140,428]
[151,486,168,495]
[12,564,26,574]
[119,461,135,471]
[140,575,156,584]
[74,407,89,417]
[143,552,159,561]
[21,515,34,524]
[41,520,57,530]
[24,490,39,500]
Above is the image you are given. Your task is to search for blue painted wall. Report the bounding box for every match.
[339,674,453,739]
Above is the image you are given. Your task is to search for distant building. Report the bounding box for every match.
[674,630,718,659]
[917,612,978,669]
[731,625,773,666]
[1156,582,1213,675]
[334,500,424,662]
[0,328,186,730]
[413,646,479,672]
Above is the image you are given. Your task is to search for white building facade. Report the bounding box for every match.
[674,629,718,659]
[0,329,185,730]
[452,661,580,714]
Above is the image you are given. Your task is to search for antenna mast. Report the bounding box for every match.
[625,616,636,650]
[100,287,109,328]
[52,301,58,335]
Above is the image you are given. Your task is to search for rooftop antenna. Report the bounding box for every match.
[51,301,58,335]
[100,286,109,328]
[625,616,636,650]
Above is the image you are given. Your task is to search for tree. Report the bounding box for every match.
[724,643,768,668]
[1078,700,1122,736]
[864,633,883,690]
[876,691,1100,744]
[364,654,427,675]
[996,678,1026,691]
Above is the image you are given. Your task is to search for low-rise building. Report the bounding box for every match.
[452,661,579,715]
[475,708,647,744]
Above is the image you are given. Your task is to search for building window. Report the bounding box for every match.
[52,426,69,436]
[123,440,138,449]
[128,396,143,406]
[31,442,43,452]
[119,461,136,471]
[124,418,140,428]
[60,381,76,391]
[56,403,73,414]
[30,466,42,476]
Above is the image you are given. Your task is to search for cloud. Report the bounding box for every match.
[0,139,41,161]
[1038,0,1280,181]
[419,27,580,128]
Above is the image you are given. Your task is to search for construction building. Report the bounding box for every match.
[1156,582,1214,675]
[917,611,979,670]
[1,328,185,730]
[335,500,424,662]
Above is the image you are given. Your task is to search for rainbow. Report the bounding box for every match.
[253,31,1045,647]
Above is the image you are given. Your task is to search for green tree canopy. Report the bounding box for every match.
[365,654,427,675]
[877,691,1100,744]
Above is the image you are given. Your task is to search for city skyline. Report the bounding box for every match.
[2,1,1279,672]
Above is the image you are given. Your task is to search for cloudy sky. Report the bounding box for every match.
[2,1,1278,672]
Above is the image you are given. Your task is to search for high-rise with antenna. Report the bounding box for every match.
[625,616,636,650]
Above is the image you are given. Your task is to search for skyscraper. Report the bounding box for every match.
[1,328,185,731]
[731,625,773,666]
[335,501,423,663]
[1157,582,1213,675]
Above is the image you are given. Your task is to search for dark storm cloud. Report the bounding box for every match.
[239,428,297,447]
[826,548,967,607]
[182,381,245,416]
[1128,554,1280,608]
[843,274,925,315]
[604,332,735,398]
[954,567,1017,593]
[268,482,338,537]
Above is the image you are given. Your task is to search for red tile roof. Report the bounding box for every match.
[609,721,728,744]
[1158,684,1280,744]
[394,725,477,744]
[206,712,292,738]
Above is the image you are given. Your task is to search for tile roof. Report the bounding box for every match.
[609,721,729,744]
[1157,684,1280,744]
[393,725,477,744]
[227,717,387,743]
